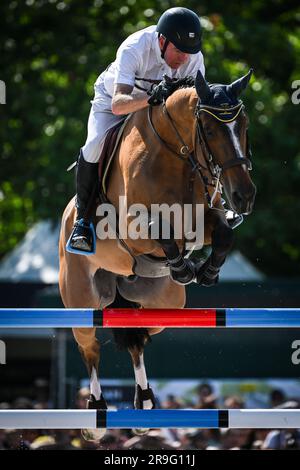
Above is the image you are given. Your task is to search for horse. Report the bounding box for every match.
[59,69,256,439]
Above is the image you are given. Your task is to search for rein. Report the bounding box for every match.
[148,97,253,208]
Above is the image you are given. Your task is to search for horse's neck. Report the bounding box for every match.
[154,89,197,152]
[148,91,211,206]
[109,92,201,207]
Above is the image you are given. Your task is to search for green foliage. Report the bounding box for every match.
[0,0,300,276]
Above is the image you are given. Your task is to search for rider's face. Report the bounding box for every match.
[159,36,190,70]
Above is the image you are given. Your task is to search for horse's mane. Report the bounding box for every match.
[163,76,197,111]
[164,76,195,97]
[171,76,195,90]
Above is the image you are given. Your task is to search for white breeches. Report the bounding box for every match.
[81,83,125,163]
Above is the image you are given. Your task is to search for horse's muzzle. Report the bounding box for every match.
[232,185,256,215]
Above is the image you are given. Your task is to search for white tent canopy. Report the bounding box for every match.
[0,221,264,283]
[0,221,60,283]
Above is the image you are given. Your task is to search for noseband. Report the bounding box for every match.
[148,97,253,208]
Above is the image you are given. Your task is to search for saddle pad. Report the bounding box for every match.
[101,114,132,195]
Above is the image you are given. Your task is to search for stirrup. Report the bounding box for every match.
[66,219,96,255]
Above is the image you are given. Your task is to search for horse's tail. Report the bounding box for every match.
[112,328,151,353]
[110,290,151,353]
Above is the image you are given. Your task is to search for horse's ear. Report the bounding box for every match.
[195,70,211,103]
[228,69,253,98]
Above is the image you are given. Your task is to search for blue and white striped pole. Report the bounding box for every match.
[0,409,300,429]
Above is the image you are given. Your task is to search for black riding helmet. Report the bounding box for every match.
[156,7,202,58]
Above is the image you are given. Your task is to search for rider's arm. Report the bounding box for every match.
[111,83,149,115]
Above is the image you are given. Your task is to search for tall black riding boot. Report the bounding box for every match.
[66,151,99,254]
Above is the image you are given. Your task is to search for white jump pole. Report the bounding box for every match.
[0,409,300,429]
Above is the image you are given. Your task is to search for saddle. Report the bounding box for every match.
[98,116,130,196]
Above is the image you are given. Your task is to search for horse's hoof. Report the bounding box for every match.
[134,384,156,410]
[81,427,107,442]
[200,274,219,287]
[132,427,150,436]
[194,258,219,286]
[81,393,108,441]
[87,393,108,410]
[170,259,195,285]
[132,384,156,436]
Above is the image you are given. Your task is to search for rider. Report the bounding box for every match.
[67,7,205,254]
[67,7,241,255]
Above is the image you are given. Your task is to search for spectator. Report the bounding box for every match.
[269,389,286,408]
[124,430,175,450]
[12,397,34,409]
[262,400,300,449]
[162,394,183,409]
[194,383,218,408]
[33,378,50,409]
[221,429,253,450]
[224,395,245,409]
[262,429,300,450]
[76,387,90,409]
[182,429,222,450]
[3,429,31,450]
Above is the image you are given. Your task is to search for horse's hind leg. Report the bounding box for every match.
[129,341,156,410]
[72,328,104,404]
[124,334,156,436]
[117,276,185,407]
[59,253,114,440]
[116,276,185,434]
[60,258,103,398]
[133,279,185,408]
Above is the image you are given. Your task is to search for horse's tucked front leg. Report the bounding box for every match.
[196,221,234,286]
[149,217,195,285]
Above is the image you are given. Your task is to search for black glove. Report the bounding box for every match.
[147,75,174,106]
[147,75,195,106]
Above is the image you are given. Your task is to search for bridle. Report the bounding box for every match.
[148,97,253,208]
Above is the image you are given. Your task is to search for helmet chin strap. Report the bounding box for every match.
[160,36,169,60]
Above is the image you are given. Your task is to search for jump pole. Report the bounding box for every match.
[0,409,300,429]
[0,308,300,328]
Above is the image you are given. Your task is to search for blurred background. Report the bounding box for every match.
[0,0,300,450]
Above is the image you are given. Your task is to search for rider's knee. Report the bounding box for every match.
[81,138,104,164]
